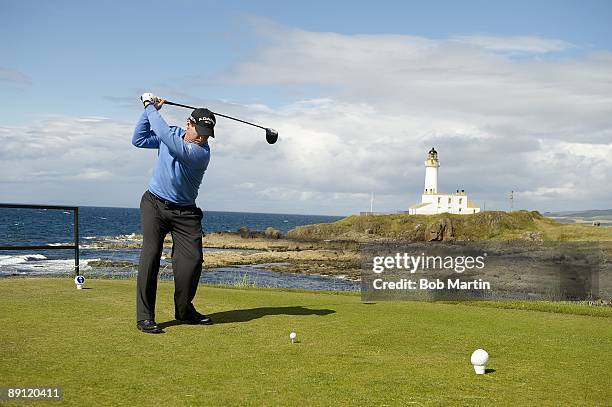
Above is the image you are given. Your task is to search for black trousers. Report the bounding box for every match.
[136,190,204,322]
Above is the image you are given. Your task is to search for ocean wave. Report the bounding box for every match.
[38,242,96,249]
[117,233,139,240]
[0,254,47,266]
[82,233,140,241]
[99,233,142,243]
[0,256,94,275]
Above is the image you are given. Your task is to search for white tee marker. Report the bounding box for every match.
[471,349,489,374]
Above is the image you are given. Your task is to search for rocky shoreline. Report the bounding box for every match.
[88,231,363,281]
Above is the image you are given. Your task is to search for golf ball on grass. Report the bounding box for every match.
[470,349,489,374]
[289,332,297,343]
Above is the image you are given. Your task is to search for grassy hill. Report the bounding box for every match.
[1,278,610,405]
[288,210,612,242]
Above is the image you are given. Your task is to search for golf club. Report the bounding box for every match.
[164,101,279,144]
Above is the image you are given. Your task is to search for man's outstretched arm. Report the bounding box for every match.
[132,110,161,149]
[144,101,203,166]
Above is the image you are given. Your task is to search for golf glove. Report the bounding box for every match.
[140,92,159,108]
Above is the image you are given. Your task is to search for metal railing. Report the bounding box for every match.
[0,204,79,275]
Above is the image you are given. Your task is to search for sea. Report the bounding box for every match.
[0,206,359,291]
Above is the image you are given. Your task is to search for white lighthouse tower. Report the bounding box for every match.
[409,148,481,215]
[424,147,439,194]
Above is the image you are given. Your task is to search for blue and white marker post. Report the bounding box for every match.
[74,275,85,290]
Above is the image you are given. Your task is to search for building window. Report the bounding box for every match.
[459,208,462,212]
[459,198,462,204]
[448,198,451,204]
[437,197,441,204]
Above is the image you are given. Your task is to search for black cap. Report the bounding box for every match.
[190,108,216,138]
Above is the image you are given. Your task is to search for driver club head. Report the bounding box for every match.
[266,128,279,144]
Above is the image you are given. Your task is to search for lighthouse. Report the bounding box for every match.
[409,148,481,215]
[424,147,439,194]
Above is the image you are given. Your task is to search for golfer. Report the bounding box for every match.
[132,93,215,334]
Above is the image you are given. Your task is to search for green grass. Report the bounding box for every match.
[445,300,612,318]
[1,278,611,406]
[534,218,612,241]
[288,210,612,241]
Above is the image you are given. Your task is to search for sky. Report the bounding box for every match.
[1,0,611,215]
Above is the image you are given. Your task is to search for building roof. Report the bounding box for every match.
[423,192,466,196]
[409,202,431,209]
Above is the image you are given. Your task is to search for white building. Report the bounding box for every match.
[409,148,481,215]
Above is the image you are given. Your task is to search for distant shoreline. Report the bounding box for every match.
[2,204,347,218]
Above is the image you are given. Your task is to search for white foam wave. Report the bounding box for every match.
[101,233,142,243]
[0,254,47,266]
[27,254,47,261]
[0,256,94,275]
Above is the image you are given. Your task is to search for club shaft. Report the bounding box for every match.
[164,101,197,110]
[164,100,266,130]
[213,112,266,130]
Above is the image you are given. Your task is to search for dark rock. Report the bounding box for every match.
[426,218,455,241]
[265,227,283,239]
[238,226,251,238]
[521,231,543,241]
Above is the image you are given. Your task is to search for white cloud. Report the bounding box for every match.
[450,35,575,54]
[2,24,611,214]
[0,116,156,206]
[520,185,577,200]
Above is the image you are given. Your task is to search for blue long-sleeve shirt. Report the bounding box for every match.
[132,105,210,205]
